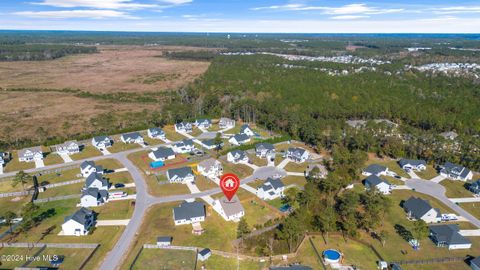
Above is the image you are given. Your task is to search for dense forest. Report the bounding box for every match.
[0,44,97,61]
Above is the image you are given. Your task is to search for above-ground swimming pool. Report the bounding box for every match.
[323,249,341,264]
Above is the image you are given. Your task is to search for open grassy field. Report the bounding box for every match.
[43,152,65,166]
[247,154,267,167]
[37,182,83,199]
[27,247,95,270]
[163,125,188,142]
[108,141,141,154]
[132,248,197,270]
[95,158,124,170]
[195,175,219,191]
[197,254,266,270]
[70,145,102,161]
[416,165,439,180]
[0,195,31,218]
[221,161,253,179]
[284,161,308,173]
[94,200,135,220]
[441,180,473,198]
[4,151,35,172]
[146,174,191,197]
[282,175,308,188]
[37,168,80,185]
[106,171,134,185]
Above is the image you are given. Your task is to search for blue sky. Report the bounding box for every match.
[1,0,480,33]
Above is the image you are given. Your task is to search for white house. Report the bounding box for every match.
[80,160,104,178]
[148,127,166,140]
[255,143,275,159]
[227,150,249,164]
[55,141,81,155]
[362,164,390,177]
[197,248,212,262]
[148,147,176,161]
[403,197,441,223]
[364,175,392,195]
[398,159,427,171]
[167,167,195,183]
[284,147,309,163]
[18,147,43,162]
[240,124,256,137]
[219,118,235,129]
[429,224,472,250]
[175,122,193,133]
[256,178,285,200]
[212,195,245,222]
[91,136,113,150]
[120,132,144,144]
[85,173,109,191]
[156,236,172,246]
[201,139,223,150]
[173,201,206,225]
[171,139,195,154]
[0,152,9,166]
[80,187,109,207]
[228,134,251,146]
[197,158,223,178]
[61,208,95,236]
[194,119,212,129]
[440,162,473,181]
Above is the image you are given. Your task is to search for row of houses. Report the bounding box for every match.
[80,161,110,208]
[174,118,236,133]
[226,144,309,164]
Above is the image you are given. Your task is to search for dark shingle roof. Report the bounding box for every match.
[122,132,142,140]
[429,224,471,246]
[168,167,193,179]
[259,177,284,191]
[85,173,108,188]
[233,133,250,142]
[403,197,437,219]
[363,164,387,175]
[398,159,426,167]
[173,201,205,221]
[64,207,93,225]
[199,248,211,256]
[157,236,172,243]
[471,257,480,268]
[152,147,175,158]
[256,143,274,151]
[365,175,390,187]
[81,160,95,170]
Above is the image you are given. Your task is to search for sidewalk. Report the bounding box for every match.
[34,159,45,168]
[96,219,130,226]
[277,158,290,169]
[59,153,73,163]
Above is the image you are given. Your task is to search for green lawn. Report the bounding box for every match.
[70,145,102,161]
[142,136,163,147]
[95,158,124,170]
[37,168,81,186]
[4,151,35,172]
[221,161,253,179]
[132,249,196,270]
[458,203,480,220]
[416,165,439,180]
[197,254,266,270]
[441,180,472,198]
[0,178,26,193]
[37,182,83,199]
[239,192,282,227]
[95,200,134,220]
[27,247,95,270]
[195,175,219,191]
[146,174,191,197]
[248,154,267,167]
[106,171,134,185]
[282,176,307,188]
[163,125,187,142]
[108,141,141,153]
[0,196,31,217]
[43,152,64,166]
[284,162,308,173]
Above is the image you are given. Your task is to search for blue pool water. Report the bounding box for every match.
[323,249,341,260]
[279,204,291,212]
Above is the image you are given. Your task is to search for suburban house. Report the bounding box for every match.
[439,162,473,181]
[61,208,95,236]
[201,139,223,150]
[305,164,328,179]
[468,180,480,195]
[228,133,251,146]
[92,136,113,150]
[174,122,193,133]
[471,257,480,270]
[80,187,109,207]
[172,139,195,154]
[18,147,43,162]
[149,147,176,161]
[80,160,104,178]
[173,201,206,225]
[212,195,245,222]
[227,150,249,164]
[429,224,472,250]
[255,143,275,159]
[398,159,427,171]
[439,131,459,140]
[403,197,441,223]
[156,236,172,247]
[364,175,392,195]
[147,127,166,140]
[167,167,195,183]
[0,152,10,166]
[240,124,256,137]
[197,158,223,178]
[85,173,109,190]
[55,141,81,155]
[256,178,285,200]
[284,147,309,163]
[194,119,212,129]
[219,118,235,129]
[362,164,390,177]
[120,132,144,144]
[197,248,212,262]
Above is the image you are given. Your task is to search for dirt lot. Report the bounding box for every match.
[0,45,210,142]
[0,45,210,93]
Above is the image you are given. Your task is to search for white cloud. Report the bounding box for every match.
[331,15,370,20]
[31,0,158,10]
[432,6,480,14]
[252,3,403,15]
[14,9,134,19]
[158,0,192,4]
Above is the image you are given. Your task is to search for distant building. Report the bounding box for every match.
[469,180,480,195]
[149,147,176,161]
[194,119,212,129]
[167,167,195,183]
[201,139,223,150]
[219,118,235,129]
[240,124,256,137]
[257,178,285,200]
[120,132,144,144]
[403,196,441,223]
[212,195,245,222]
[0,152,10,166]
[173,201,206,226]
[171,139,195,154]
[429,224,471,250]
[92,136,113,150]
[18,147,43,162]
[228,134,251,146]
[147,127,166,140]
[175,122,193,133]
[284,148,309,163]
[197,248,212,261]
[197,158,223,178]
[439,162,473,181]
[55,141,81,155]
[364,175,392,195]
[62,208,95,236]
[255,143,275,159]
[362,164,389,177]
[156,236,172,246]
[398,159,427,171]
[227,150,249,164]
[80,160,104,178]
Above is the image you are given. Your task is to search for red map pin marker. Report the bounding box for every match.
[220,173,240,201]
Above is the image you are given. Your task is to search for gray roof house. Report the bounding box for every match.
[219,117,235,129]
[175,122,193,133]
[147,127,166,139]
[61,207,95,236]
[362,164,389,176]
[81,187,109,207]
[398,159,427,171]
[194,119,212,128]
[18,146,44,162]
[255,143,275,158]
[440,162,473,181]
[403,197,441,223]
[198,248,212,261]
[229,133,251,146]
[0,152,10,165]
[149,147,176,161]
[364,175,392,194]
[227,150,249,164]
[240,124,256,136]
[257,178,285,200]
[213,195,245,222]
[470,256,480,270]
[121,132,143,144]
[80,160,104,178]
[429,224,472,249]
[173,201,206,225]
[285,147,309,163]
[469,180,480,195]
[92,136,112,149]
[172,139,195,153]
[197,158,223,178]
[202,139,224,150]
[85,173,109,190]
[167,167,195,183]
[55,140,81,155]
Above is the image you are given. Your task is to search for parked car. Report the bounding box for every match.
[114,183,125,188]
[394,175,401,179]
[109,191,127,198]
